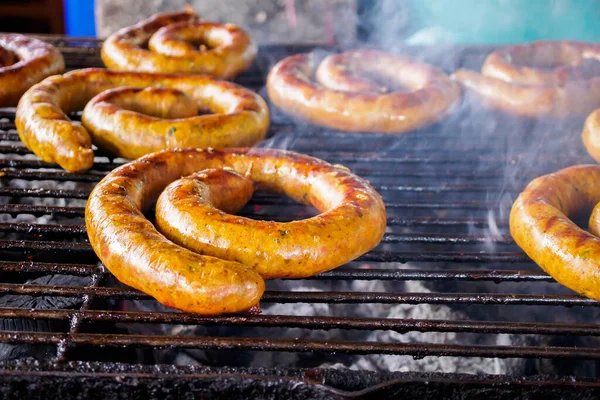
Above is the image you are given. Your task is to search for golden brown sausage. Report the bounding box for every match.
[101,9,256,79]
[0,34,64,107]
[86,148,387,314]
[16,68,270,172]
[266,50,460,133]
[453,40,600,117]
[510,165,600,301]
[582,109,600,162]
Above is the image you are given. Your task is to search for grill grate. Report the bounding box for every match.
[1,35,600,397]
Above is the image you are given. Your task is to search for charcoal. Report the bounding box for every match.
[0,275,91,361]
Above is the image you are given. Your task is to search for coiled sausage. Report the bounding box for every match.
[0,34,64,106]
[267,50,460,133]
[16,68,269,172]
[101,9,256,79]
[85,148,387,314]
[510,165,600,301]
[453,41,600,117]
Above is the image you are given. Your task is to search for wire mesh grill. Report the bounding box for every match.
[1,35,600,395]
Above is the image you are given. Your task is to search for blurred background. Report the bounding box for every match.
[0,0,598,45]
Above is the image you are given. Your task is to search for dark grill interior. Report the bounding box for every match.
[0,36,600,398]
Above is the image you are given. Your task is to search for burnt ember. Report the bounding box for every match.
[0,37,599,397]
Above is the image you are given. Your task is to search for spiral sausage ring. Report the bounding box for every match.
[16,68,270,172]
[85,148,387,315]
[453,40,600,117]
[267,50,460,133]
[0,34,64,106]
[510,165,600,301]
[101,9,257,79]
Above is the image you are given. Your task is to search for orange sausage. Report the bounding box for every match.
[101,9,256,79]
[266,50,460,133]
[86,148,387,314]
[453,40,600,117]
[16,68,269,172]
[0,34,64,106]
[510,165,600,301]
[582,109,600,162]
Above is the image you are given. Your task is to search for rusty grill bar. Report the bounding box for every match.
[0,36,599,397]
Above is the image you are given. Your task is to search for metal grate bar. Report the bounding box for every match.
[0,204,85,217]
[0,205,514,229]
[0,168,106,182]
[0,159,121,171]
[0,261,98,275]
[0,330,598,360]
[0,222,513,245]
[0,240,530,263]
[0,261,551,282]
[0,222,86,235]
[0,183,526,200]
[0,307,594,336]
[0,284,590,307]
[0,165,513,182]
[0,143,589,166]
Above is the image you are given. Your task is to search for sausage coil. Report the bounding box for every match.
[0,34,64,106]
[453,41,600,117]
[101,9,256,78]
[16,68,269,172]
[510,165,600,301]
[86,148,387,314]
[267,50,460,133]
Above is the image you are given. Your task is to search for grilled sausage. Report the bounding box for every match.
[101,9,256,79]
[582,108,600,163]
[86,148,387,314]
[510,165,600,301]
[0,34,64,107]
[266,50,460,133]
[16,68,270,172]
[453,41,600,117]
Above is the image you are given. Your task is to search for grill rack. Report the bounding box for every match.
[0,36,600,398]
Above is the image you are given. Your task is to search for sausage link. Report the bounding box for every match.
[101,9,256,78]
[16,68,269,172]
[510,165,600,301]
[267,50,460,133]
[0,34,64,106]
[453,40,600,117]
[86,148,387,314]
[582,109,600,162]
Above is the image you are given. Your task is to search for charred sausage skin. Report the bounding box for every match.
[266,50,460,133]
[86,148,386,314]
[16,68,269,172]
[510,165,600,301]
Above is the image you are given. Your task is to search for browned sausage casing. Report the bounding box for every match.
[453,41,600,117]
[101,9,256,79]
[0,34,64,107]
[16,68,269,172]
[510,165,600,301]
[582,108,600,163]
[86,148,387,315]
[266,50,460,133]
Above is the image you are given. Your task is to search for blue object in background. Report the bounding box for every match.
[404,0,600,44]
[64,0,96,37]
